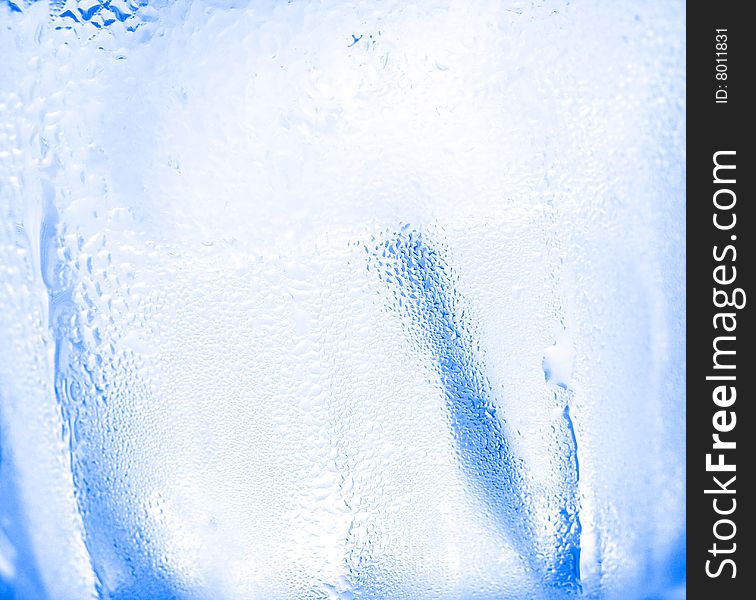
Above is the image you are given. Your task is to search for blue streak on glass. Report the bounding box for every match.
[0,431,47,599]
[3,0,22,13]
[39,192,181,600]
[370,229,581,595]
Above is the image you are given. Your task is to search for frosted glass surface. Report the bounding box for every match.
[1,1,684,599]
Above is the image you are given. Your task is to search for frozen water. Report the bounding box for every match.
[1,1,684,599]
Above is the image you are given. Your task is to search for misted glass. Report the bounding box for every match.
[0,1,685,599]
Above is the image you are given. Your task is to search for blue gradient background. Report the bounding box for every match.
[1,1,684,598]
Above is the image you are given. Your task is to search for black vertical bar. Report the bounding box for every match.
[688,1,753,597]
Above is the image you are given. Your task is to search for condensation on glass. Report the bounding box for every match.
[0,1,684,599]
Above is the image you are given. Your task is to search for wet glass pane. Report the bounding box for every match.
[1,1,684,598]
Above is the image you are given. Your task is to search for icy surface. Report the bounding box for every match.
[1,1,684,599]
